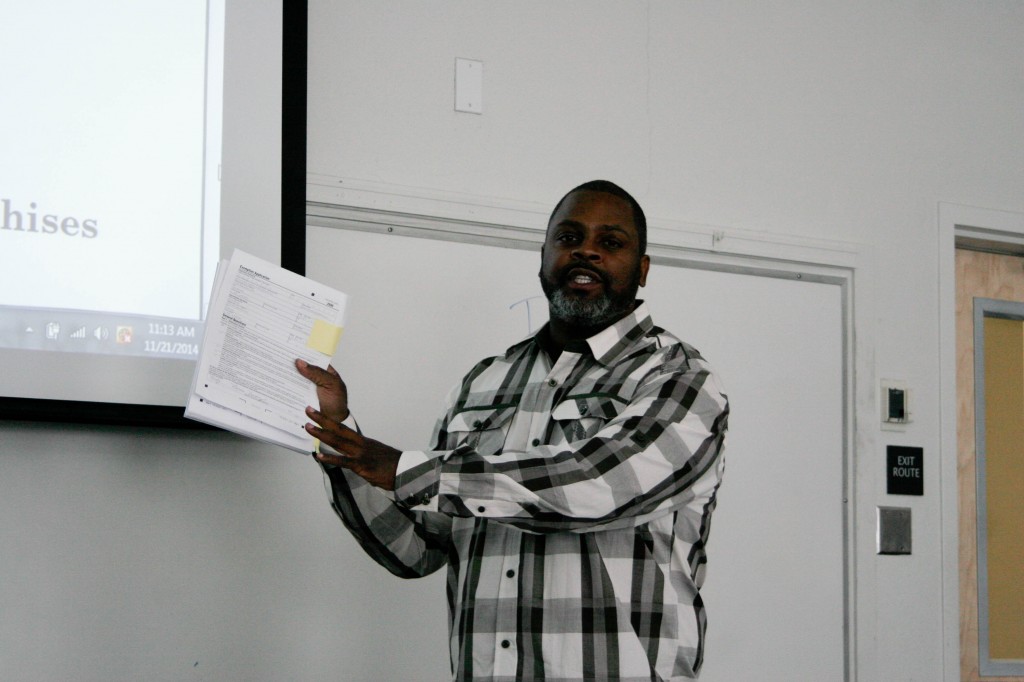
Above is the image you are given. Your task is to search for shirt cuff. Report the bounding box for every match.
[396,450,428,477]
[394,450,440,511]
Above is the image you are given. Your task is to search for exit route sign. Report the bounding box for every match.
[887,445,924,496]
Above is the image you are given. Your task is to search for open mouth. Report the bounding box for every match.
[563,266,605,291]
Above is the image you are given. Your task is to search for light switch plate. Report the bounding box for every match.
[877,506,912,554]
[455,58,483,114]
[880,379,909,431]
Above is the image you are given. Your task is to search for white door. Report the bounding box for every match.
[307,226,848,681]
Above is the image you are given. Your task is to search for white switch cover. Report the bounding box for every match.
[455,58,483,114]
[880,379,909,431]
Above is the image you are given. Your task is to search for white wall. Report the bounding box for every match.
[305,2,1024,679]
[2,2,1022,680]
[0,424,448,681]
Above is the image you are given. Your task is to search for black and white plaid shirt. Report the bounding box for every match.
[322,302,728,681]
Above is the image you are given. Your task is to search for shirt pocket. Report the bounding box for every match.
[445,403,517,456]
[550,393,627,441]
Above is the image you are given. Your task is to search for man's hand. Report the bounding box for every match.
[295,359,401,491]
[295,359,349,422]
[303,406,402,491]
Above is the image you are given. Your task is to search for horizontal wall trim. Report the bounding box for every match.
[307,174,865,273]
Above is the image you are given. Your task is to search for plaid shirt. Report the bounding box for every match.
[321,303,728,681]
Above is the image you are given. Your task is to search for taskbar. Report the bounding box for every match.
[0,305,203,360]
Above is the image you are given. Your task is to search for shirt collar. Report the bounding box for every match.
[584,301,653,366]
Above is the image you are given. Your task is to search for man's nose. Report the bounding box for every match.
[571,240,601,261]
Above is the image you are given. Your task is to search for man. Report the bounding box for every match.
[297,180,729,681]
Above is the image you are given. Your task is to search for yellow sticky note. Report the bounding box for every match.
[306,319,343,355]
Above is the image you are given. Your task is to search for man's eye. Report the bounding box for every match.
[603,239,623,249]
[556,233,579,244]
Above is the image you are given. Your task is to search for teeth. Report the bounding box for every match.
[573,275,595,284]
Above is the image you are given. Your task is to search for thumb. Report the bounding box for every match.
[296,359,333,386]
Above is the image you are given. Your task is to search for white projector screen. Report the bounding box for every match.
[0,0,306,425]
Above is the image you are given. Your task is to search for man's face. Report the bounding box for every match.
[539,190,650,328]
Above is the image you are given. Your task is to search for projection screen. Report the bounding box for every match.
[0,0,306,425]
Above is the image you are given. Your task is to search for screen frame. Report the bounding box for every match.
[0,0,307,428]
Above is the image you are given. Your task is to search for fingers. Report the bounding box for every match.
[305,412,360,469]
[305,415,401,490]
[304,406,357,446]
[296,360,346,390]
[312,443,348,468]
[304,405,350,434]
[295,358,331,383]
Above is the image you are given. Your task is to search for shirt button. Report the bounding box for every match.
[531,438,540,447]
[506,569,515,578]
[501,639,511,649]
[477,506,486,513]
[548,379,557,387]
[421,494,431,505]
[472,420,482,429]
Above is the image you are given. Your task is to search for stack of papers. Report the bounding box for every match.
[185,249,348,453]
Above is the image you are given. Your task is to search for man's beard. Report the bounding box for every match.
[540,265,641,329]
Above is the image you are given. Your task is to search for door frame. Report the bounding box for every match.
[939,203,1024,681]
[307,177,881,680]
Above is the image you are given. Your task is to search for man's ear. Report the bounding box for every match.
[638,255,650,287]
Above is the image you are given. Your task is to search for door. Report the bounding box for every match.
[307,225,850,681]
[956,248,1024,681]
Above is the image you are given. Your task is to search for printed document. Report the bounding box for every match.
[185,249,348,453]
